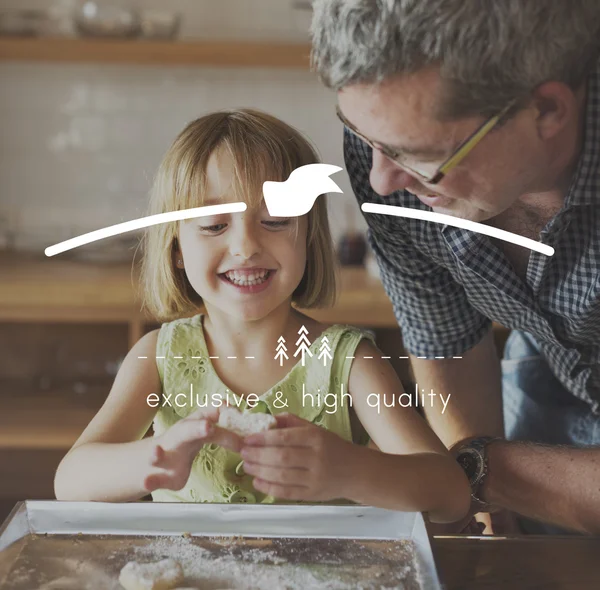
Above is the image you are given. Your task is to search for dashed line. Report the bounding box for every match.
[139,354,464,361]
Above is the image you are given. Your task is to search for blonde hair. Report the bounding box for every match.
[140,108,337,321]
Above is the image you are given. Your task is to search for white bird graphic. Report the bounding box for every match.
[262,164,344,217]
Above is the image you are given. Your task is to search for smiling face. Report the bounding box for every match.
[177,149,308,322]
[338,68,552,223]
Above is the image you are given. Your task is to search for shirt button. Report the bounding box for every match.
[228,490,256,504]
[235,460,245,476]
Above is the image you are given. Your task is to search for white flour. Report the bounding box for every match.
[127,535,417,590]
[131,535,340,590]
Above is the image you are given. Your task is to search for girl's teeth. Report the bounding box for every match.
[225,270,270,286]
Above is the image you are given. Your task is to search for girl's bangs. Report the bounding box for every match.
[224,138,292,212]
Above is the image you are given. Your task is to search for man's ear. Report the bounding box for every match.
[531,81,578,141]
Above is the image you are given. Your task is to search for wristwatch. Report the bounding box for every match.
[455,436,502,510]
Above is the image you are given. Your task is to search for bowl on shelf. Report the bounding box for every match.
[139,10,180,40]
[0,10,49,37]
[73,1,140,38]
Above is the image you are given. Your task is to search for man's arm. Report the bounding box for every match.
[414,332,600,534]
[413,328,504,448]
[482,440,600,534]
[412,331,508,533]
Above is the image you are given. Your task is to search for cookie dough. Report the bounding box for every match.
[119,558,184,590]
[218,407,276,437]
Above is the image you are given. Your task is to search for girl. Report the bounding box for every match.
[54,109,470,524]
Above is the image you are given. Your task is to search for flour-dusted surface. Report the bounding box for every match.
[119,557,184,590]
[0,533,423,590]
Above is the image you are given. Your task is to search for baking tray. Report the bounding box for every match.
[0,501,442,589]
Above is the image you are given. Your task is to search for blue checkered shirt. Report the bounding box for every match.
[345,60,600,414]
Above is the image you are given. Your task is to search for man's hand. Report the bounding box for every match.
[241,413,354,501]
[144,407,243,492]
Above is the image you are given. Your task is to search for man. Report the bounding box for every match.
[312,0,600,534]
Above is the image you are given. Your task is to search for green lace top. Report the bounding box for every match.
[150,314,374,504]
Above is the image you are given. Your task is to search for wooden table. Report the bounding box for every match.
[432,535,600,589]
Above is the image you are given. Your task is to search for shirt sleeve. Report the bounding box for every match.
[344,129,491,357]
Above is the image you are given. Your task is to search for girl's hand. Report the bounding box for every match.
[144,407,243,492]
[240,413,354,502]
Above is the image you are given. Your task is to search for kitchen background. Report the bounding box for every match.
[0,0,400,523]
[0,0,508,522]
[0,0,365,252]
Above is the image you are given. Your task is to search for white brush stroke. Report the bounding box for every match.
[44,203,247,257]
[43,164,553,258]
[263,164,343,217]
[361,203,554,256]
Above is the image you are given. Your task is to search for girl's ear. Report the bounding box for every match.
[171,239,184,269]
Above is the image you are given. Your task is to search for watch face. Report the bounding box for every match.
[457,450,483,486]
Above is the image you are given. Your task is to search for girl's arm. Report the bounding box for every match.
[347,340,471,523]
[54,330,165,502]
[55,329,243,502]
[55,329,243,503]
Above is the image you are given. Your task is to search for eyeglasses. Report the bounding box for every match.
[336,99,517,185]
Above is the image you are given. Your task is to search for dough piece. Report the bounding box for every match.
[218,407,277,437]
[119,558,184,590]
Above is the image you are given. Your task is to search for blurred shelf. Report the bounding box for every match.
[0,392,102,450]
[0,37,311,68]
[0,253,398,332]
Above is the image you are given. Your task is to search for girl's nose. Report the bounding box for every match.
[229,223,261,260]
[369,149,414,196]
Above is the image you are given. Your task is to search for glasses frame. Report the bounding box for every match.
[336,99,517,185]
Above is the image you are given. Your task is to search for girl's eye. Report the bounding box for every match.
[262,219,291,229]
[198,223,227,233]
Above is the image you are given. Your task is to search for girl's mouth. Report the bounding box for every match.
[219,269,275,293]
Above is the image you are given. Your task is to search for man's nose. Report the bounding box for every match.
[229,223,261,260]
[369,149,414,196]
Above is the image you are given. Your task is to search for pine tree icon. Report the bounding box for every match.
[293,325,313,367]
[274,336,289,367]
[318,335,332,367]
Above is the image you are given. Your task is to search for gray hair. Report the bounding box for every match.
[311,0,600,119]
